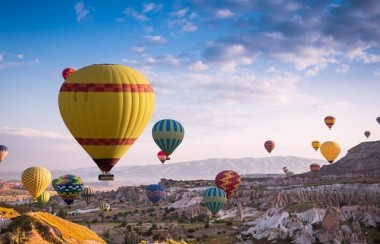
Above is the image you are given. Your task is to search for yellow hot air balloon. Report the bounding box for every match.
[58,64,155,181]
[21,166,51,199]
[311,140,321,152]
[37,191,50,207]
[320,141,341,163]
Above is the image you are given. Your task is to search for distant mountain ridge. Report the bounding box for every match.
[0,156,326,185]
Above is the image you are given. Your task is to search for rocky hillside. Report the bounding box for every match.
[0,208,105,244]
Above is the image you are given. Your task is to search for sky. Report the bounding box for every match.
[0,0,380,173]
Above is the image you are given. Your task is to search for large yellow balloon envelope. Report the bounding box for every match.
[21,166,51,199]
[320,141,341,163]
[58,64,155,181]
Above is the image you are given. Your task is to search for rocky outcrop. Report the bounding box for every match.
[255,183,380,209]
[240,205,376,244]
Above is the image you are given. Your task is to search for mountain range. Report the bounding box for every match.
[0,156,327,185]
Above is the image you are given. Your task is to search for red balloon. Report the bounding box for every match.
[215,170,241,200]
[157,151,166,164]
[62,68,75,79]
[264,140,275,154]
[310,163,320,173]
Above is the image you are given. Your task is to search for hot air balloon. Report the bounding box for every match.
[215,170,241,200]
[37,191,50,207]
[157,151,167,164]
[52,178,58,191]
[324,116,336,130]
[81,186,95,205]
[364,131,371,139]
[58,64,155,181]
[377,117,380,125]
[320,141,341,163]
[310,163,320,173]
[100,202,110,212]
[152,119,184,160]
[264,140,275,154]
[202,187,227,217]
[282,167,288,173]
[55,175,84,206]
[0,145,8,162]
[311,140,321,152]
[62,68,75,80]
[285,171,294,178]
[21,167,51,200]
[146,184,165,206]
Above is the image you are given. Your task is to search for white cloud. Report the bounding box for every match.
[171,8,188,17]
[189,61,209,71]
[164,55,180,66]
[182,22,198,32]
[15,54,23,59]
[336,63,349,73]
[0,127,71,140]
[374,68,380,76]
[0,53,3,61]
[266,66,277,73]
[215,9,235,18]
[131,46,145,53]
[144,35,167,44]
[143,3,163,13]
[124,7,148,21]
[74,2,93,23]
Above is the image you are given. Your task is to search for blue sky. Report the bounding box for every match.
[1,0,380,173]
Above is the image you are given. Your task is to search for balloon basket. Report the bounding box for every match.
[98,174,114,181]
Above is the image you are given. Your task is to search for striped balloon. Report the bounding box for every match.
[203,187,227,216]
[264,140,275,154]
[55,175,84,206]
[100,202,110,212]
[58,64,155,180]
[152,119,184,159]
[0,145,8,162]
[215,170,241,200]
[310,163,320,173]
[62,67,75,79]
[21,167,51,199]
[324,115,336,130]
[146,184,165,205]
[311,140,321,152]
[81,186,95,205]
[37,191,50,207]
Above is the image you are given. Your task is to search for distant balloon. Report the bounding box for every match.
[99,202,110,212]
[203,187,227,217]
[55,175,84,206]
[21,167,51,199]
[311,140,321,152]
[320,141,341,163]
[285,171,294,178]
[310,163,321,173]
[364,131,371,139]
[324,116,336,130]
[37,191,50,207]
[152,119,184,160]
[146,184,165,206]
[0,145,8,162]
[377,117,380,125]
[215,170,241,200]
[157,151,167,164]
[81,186,95,205]
[62,68,75,80]
[282,167,288,174]
[264,140,275,154]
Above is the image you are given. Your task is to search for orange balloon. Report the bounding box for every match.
[62,68,75,79]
